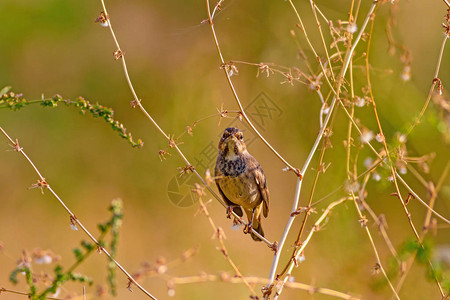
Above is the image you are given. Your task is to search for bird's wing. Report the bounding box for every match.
[255,165,269,218]
[215,166,244,217]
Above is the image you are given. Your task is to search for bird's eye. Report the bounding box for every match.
[237,134,243,140]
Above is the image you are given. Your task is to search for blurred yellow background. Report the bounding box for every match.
[0,0,449,299]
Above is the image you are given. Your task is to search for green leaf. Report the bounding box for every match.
[81,240,94,251]
[73,248,83,261]
[416,239,433,264]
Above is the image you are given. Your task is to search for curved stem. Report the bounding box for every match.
[273,197,351,299]
[405,36,447,137]
[0,126,158,300]
[99,0,272,245]
[265,2,379,296]
[206,0,298,173]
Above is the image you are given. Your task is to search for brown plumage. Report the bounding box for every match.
[215,127,269,241]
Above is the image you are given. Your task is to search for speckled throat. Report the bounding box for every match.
[216,154,247,178]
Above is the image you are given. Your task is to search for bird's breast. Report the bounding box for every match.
[218,156,246,177]
[216,171,260,209]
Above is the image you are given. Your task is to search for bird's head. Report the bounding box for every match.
[218,127,247,157]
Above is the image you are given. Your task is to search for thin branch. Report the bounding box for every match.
[287,0,337,95]
[0,126,158,300]
[205,0,299,174]
[394,161,450,294]
[364,9,445,295]
[197,196,257,297]
[266,2,379,296]
[98,1,272,245]
[350,194,400,300]
[335,100,450,224]
[348,49,398,297]
[271,197,351,299]
[395,173,450,224]
[405,35,448,137]
[294,139,328,245]
[166,274,360,299]
[358,174,401,264]
[309,0,336,82]
[0,288,63,300]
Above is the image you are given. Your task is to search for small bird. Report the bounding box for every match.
[215,127,269,241]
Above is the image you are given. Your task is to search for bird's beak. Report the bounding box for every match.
[226,136,238,148]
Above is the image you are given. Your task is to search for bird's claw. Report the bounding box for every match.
[244,223,253,234]
[226,206,234,219]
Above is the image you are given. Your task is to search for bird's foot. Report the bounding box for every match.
[244,223,253,234]
[232,217,241,227]
[226,205,237,219]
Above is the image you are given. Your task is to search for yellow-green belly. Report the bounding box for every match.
[217,173,260,210]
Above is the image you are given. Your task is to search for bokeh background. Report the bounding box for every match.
[0,0,449,299]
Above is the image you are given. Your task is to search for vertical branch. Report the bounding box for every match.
[265,2,379,296]
[364,6,445,296]
[394,162,450,293]
[294,139,328,245]
[358,174,401,264]
[271,198,350,299]
[309,0,336,82]
[350,193,400,300]
[345,37,398,297]
[287,0,337,95]
[404,35,448,137]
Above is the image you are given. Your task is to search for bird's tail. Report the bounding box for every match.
[250,215,264,242]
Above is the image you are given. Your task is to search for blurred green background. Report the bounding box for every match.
[0,0,449,299]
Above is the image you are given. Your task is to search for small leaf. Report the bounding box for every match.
[98,223,108,233]
[73,248,83,261]
[416,239,433,264]
[81,240,94,251]
[9,267,22,284]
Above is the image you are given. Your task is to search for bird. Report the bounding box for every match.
[215,127,269,241]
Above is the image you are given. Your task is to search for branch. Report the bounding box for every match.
[166,274,360,300]
[0,126,158,300]
[0,288,63,300]
[266,2,380,296]
[197,194,257,297]
[205,0,299,174]
[350,193,400,300]
[270,197,351,298]
[97,1,272,246]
